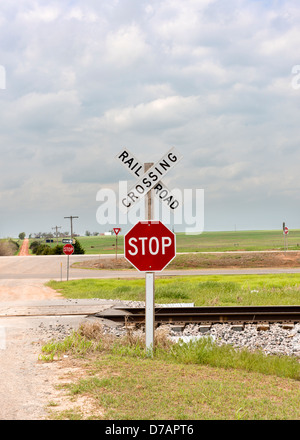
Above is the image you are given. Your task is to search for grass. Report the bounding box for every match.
[47,273,300,306]
[29,229,300,254]
[175,230,300,252]
[72,250,300,271]
[43,273,300,420]
[42,322,300,420]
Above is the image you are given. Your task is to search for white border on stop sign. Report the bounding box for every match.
[124,220,176,272]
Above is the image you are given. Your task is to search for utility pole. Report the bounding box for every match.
[52,226,61,243]
[64,216,79,238]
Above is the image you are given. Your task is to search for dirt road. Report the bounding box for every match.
[0,254,115,420]
[18,238,29,256]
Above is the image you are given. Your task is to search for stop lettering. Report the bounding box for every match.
[127,236,172,256]
[124,221,176,271]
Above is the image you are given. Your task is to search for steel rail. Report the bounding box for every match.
[95,305,300,325]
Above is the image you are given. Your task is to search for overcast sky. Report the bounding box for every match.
[0,0,300,237]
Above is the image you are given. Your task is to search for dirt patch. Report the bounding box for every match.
[44,357,105,420]
[0,240,19,256]
[0,280,62,302]
[72,251,300,271]
[0,322,99,420]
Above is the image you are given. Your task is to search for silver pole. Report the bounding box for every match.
[145,163,155,355]
[145,271,155,355]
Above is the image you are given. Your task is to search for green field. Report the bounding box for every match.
[47,273,300,306]
[175,229,299,252]
[50,229,300,254]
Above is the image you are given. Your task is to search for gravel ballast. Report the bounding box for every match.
[27,300,300,359]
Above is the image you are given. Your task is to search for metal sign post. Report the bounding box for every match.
[124,220,176,354]
[283,226,289,252]
[63,244,74,281]
[113,228,121,260]
[145,162,155,355]
[145,271,155,354]
[116,148,181,355]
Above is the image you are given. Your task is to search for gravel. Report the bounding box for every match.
[173,322,300,358]
[27,300,300,359]
[98,321,300,358]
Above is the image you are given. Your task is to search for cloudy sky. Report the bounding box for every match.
[0,0,300,237]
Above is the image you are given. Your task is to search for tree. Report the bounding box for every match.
[18,232,25,240]
[29,241,40,254]
[73,239,85,254]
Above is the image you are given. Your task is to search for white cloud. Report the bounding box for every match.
[2,90,81,133]
[66,7,98,22]
[99,95,200,132]
[19,4,61,22]
[0,0,300,235]
[105,24,150,67]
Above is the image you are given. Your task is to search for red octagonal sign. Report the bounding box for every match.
[124,221,176,271]
[63,244,74,255]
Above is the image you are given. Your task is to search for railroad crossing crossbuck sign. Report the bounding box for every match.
[124,221,176,272]
[116,147,183,212]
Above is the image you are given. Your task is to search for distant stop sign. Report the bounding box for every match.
[63,244,74,255]
[124,221,176,271]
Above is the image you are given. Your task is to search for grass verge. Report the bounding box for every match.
[47,273,300,306]
[42,322,300,420]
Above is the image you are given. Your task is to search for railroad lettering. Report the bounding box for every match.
[118,150,142,177]
[142,177,152,188]
[135,184,145,194]
[148,171,158,181]
[118,147,182,212]
[154,183,179,210]
[168,151,178,162]
[159,159,171,171]
[121,197,131,208]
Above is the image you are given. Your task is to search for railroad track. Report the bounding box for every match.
[1,304,300,325]
[95,305,300,325]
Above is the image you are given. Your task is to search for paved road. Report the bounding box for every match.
[0,254,300,282]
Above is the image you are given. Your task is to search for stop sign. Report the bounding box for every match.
[63,244,74,255]
[124,221,176,271]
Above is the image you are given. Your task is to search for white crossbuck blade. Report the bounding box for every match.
[116,147,183,212]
